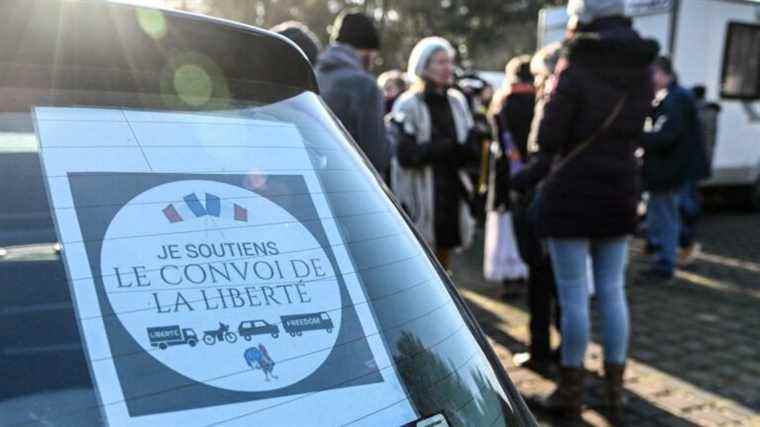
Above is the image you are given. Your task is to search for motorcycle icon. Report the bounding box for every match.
[203,322,238,345]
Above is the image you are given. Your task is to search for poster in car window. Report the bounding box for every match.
[34,107,417,426]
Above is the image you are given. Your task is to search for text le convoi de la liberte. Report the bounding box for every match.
[110,241,331,314]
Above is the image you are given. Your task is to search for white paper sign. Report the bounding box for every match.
[34,106,416,426]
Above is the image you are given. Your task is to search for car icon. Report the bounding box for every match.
[238,320,280,340]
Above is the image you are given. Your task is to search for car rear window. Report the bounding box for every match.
[0,85,525,426]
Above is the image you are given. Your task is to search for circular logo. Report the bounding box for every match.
[100,180,342,392]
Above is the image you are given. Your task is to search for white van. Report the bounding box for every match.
[538,0,760,208]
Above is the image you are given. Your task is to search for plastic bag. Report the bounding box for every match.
[483,211,528,282]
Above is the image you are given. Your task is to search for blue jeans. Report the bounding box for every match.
[678,182,701,248]
[647,191,680,274]
[547,237,630,367]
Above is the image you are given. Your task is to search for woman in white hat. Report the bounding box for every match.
[390,37,478,271]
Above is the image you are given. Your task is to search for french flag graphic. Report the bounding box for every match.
[162,204,183,223]
[234,204,248,222]
[163,193,248,223]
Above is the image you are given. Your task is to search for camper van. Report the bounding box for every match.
[538,0,760,208]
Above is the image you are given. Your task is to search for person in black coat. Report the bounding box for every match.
[676,85,718,265]
[486,56,534,292]
[490,56,537,164]
[642,57,709,277]
[315,11,389,178]
[490,54,560,373]
[513,0,659,422]
[488,56,536,218]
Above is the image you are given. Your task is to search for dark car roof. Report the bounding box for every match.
[0,0,318,104]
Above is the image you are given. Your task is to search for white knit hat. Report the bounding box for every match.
[567,0,626,24]
[406,37,455,79]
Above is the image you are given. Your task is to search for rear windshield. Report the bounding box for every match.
[0,81,524,426]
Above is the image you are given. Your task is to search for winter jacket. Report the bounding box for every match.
[391,87,476,248]
[315,43,389,175]
[488,88,536,212]
[641,82,709,191]
[512,17,659,238]
[496,87,536,160]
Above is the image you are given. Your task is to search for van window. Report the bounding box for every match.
[720,22,760,99]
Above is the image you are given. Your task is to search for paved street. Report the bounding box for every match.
[452,211,760,426]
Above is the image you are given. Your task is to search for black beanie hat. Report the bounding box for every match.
[331,10,380,50]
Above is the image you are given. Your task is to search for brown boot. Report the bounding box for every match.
[534,365,584,419]
[605,362,626,426]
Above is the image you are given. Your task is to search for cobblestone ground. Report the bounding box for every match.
[452,212,760,426]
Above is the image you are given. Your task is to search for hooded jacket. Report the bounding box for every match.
[315,43,389,175]
[512,17,659,238]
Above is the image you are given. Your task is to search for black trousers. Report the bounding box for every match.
[527,259,560,361]
[513,202,560,361]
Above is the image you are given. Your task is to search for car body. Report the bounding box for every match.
[238,320,280,339]
[0,1,536,425]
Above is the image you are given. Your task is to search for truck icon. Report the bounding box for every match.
[147,325,198,350]
[280,312,334,337]
[238,320,280,340]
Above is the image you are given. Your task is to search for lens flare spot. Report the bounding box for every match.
[136,8,167,40]
[244,171,268,190]
[174,64,213,107]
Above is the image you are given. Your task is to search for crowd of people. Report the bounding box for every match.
[270,0,712,423]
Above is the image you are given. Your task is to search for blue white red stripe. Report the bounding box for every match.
[163,193,248,223]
